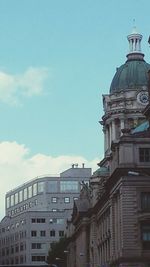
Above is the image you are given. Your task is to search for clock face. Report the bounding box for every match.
[137,91,149,105]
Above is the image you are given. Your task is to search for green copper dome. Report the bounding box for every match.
[110,58,150,93]
[110,28,150,93]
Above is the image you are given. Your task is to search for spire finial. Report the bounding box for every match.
[131,19,138,34]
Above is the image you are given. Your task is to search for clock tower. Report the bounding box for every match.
[101,27,150,156]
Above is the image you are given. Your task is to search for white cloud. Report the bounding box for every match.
[0,141,100,220]
[0,67,49,105]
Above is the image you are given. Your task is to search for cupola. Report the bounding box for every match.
[110,27,150,93]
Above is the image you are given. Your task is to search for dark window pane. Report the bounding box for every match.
[141,192,150,211]
[139,148,150,162]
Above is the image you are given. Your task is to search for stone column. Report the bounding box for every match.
[103,126,106,152]
[109,123,112,148]
[111,120,116,141]
[133,39,136,51]
[105,126,109,152]
[120,119,125,136]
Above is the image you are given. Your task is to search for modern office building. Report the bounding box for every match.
[67,28,150,267]
[0,164,91,265]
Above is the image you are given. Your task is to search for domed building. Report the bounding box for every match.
[101,27,150,155]
[67,28,150,267]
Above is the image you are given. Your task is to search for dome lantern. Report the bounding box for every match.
[128,27,142,54]
[127,26,144,61]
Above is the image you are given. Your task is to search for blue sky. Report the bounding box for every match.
[0,0,150,218]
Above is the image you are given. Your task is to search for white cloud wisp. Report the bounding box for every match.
[0,67,48,105]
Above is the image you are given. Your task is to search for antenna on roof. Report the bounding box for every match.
[131,18,138,34]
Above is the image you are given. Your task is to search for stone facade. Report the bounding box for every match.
[66,28,150,267]
[67,131,150,267]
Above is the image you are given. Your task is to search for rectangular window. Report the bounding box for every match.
[37,218,45,223]
[141,222,150,249]
[20,243,24,251]
[64,197,70,203]
[32,256,45,261]
[40,231,46,237]
[23,188,28,200]
[15,192,19,205]
[32,243,36,249]
[32,243,42,249]
[33,183,37,196]
[19,190,23,202]
[6,247,9,255]
[20,255,24,264]
[38,182,45,193]
[32,218,45,223]
[10,195,14,207]
[52,197,57,203]
[50,230,55,237]
[6,197,10,209]
[15,245,19,252]
[139,148,150,162]
[141,192,150,211]
[15,257,19,264]
[57,219,64,224]
[31,231,37,237]
[28,185,32,198]
[60,181,78,192]
[11,246,14,254]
